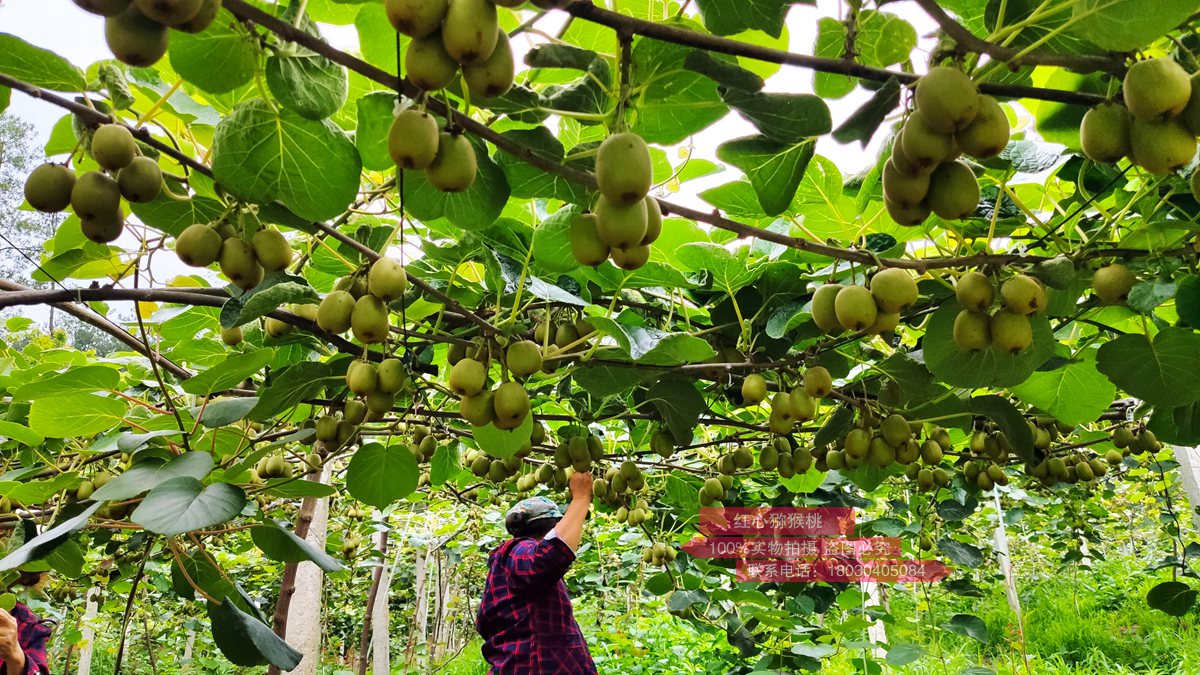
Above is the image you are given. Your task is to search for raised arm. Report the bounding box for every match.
[554,471,593,552]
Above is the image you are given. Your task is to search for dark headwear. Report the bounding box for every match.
[505,496,563,537]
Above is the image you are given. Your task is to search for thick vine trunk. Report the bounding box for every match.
[268,466,330,675]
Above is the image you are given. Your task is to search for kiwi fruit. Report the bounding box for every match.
[24,163,76,213]
[915,67,979,133]
[317,290,356,333]
[460,392,495,426]
[493,382,530,430]
[449,358,486,397]
[506,341,542,378]
[91,124,137,171]
[106,6,170,67]
[1080,103,1132,164]
[844,429,869,459]
[1192,167,1200,201]
[1092,264,1135,305]
[596,132,652,207]
[385,0,448,38]
[1123,58,1191,121]
[1130,117,1196,175]
[609,244,650,271]
[82,208,125,244]
[955,271,994,312]
[834,285,878,332]
[175,0,219,33]
[594,195,648,250]
[956,95,1009,159]
[463,29,515,99]
[889,133,928,175]
[376,358,407,394]
[251,228,292,272]
[952,309,991,351]
[219,238,263,290]
[768,392,796,434]
[116,156,162,202]
[1180,73,1200,135]
[640,197,662,245]
[347,361,378,396]
[803,367,833,398]
[134,0,202,25]
[885,197,931,227]
[569,213,609,267]
[406,33,460,91]
[1000,274,1046,315]
[811,284,845,333]
[899,110,957,171]
[351,295,390,343]
[990,310,1033,354]
[441,0,499,64]
[175,223,222,267]
[789,387,816,421]
[741,373,767,405]
[368,257,409,302]
[925,160,979,220]
[867,311,900,335]
[388,109,441,170]
[71,171,121,221]
[870,268,918,313]
[220,326,243,346]
[882,159,930,209]
[264,317,292,338]
[426,133,477,192]
[73,0,133,16]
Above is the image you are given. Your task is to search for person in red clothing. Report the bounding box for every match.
[476,471,596,674]
[0,573,52,675]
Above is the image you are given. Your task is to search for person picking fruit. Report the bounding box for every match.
[476,472,597,674]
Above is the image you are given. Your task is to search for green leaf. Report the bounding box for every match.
[400,136,511,231]
[92,452,215,502]
[97,63,135,110]
[644,572,674,595]
[1148,401,1200,446]
[0,422,43,446]
[45,539,84,578]
[208,597,303,669]
[212,98,362,222]
[1176,274,1200,328]
[13,365,119,400]
[941,613,990,644]
[129,193,228,239]
[132,477,247,537]
[720,89,832,144]
[646,379,706,446]
[221,273,320,327]
[677,243,759,293]
[495,128,593,205]
[0,33,86,91]
[814,405,855,448]
[251,520,344,572]
[1146,580,1197,616]
[266,49,349,120]
[585,317,717,366]
[572,365,655,398]
[182,349,276,397]
[0,503,103,572]
[693,0,790,37]
[833,77,901,146]
[1011,351,1115,426]
[168,10,259,94]
[923,300,1054,388]
[346,442,420,508]
[717,136,815,216]
[355,91,397,171]
[532,205,582,275]
[1096,329,1200,408]
[1068,0,1198,51]
[250,358,347,422]
[470,415,534,461]
[683,51,764,92]
[192,397,260,428]
[938,538,984,567]
[813,19,855,99]
[430,444,461,487]
[631,32,726,145]
[0,86,9,114]
[28,394,127,438]
[966,395,1035,463]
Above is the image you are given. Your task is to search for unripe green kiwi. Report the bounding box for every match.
[116,156,162,203]
[406,33,460,91]
[833,285,877,332]
[925,160,979,220]
[251,228,292,272]
[219,238,263,291]
[955,271,994,312]
[265,316,292,338]
[317,290,356,333]
[368,257,409,302]
[811,284,844,334]
[82,208,125,244]
[505,340,543,378]
[596,132,652,207]
[885,197,931,227]
[389,109,441,170]
[1130,117,1196,175]
[91,124,137,171]
[449,358,486,397]
[463,29,515,99]
[175,0,219,33]
[351,295,390,343]
[609,244,650,271]
[952,310,991,351]
[385,0,448,38]
[956,94,1009,159]
[426,133,477,192]
[594,195,648,250]
[71,171,121,221]
[568,213,609,267]
[377,358,407,394]
[882,158,930,209]
[1092,264,1135,305]
[1123,57,1191,121]
[176,224,222,267]
[990,310,1033,354]
[803,367,833,399]
[741,373,767,405]
[1080,103,1132,164]
[73,0,133,16]
[640,196,662,245]
[441,0,499,65]
[24,163,76,213]
[870,268,918,313]
[220,326,243,346]
[1000,274,1046,315]
[135,0,203,26]
[899,110,957,171]
[460,391,495,426]
[914,66,979,133]
[493,382,531,430]
[106,6,170,67]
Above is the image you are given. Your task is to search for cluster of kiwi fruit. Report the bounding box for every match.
[951,271,1046,355]
[570,133,662,271]
[175,221,295,294]
[552,432,604,474]
[389,108,478,193]
[810,268,920,337]
[758,437,815,479]
[24,124,163,243]
[1081,57,1200,180]
[817,413,951,488]
[314,257,410,344]
[613,493,652,527]
[641,541,677,567]
[386,0,516,100]
[529,313,594,371]
[595,460,647,506]
[344,357,411,421]
[254,453,294,481]
[740,366,833,435]
[1021,417,1122,487]
[884,66,1010,226]
[468,448,526,482]
[73,0,220,67]
[73,471,114,501]
[450,354,532,431]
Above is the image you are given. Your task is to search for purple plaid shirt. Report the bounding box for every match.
[476,536,597,674]
[3,604,50,675]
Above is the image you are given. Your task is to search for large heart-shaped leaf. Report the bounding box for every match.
[132,477,246,537]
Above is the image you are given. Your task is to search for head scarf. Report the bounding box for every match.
[505,496,563,535]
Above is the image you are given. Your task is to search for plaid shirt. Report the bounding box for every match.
[3,604,50,675]
[476,536,597,674]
